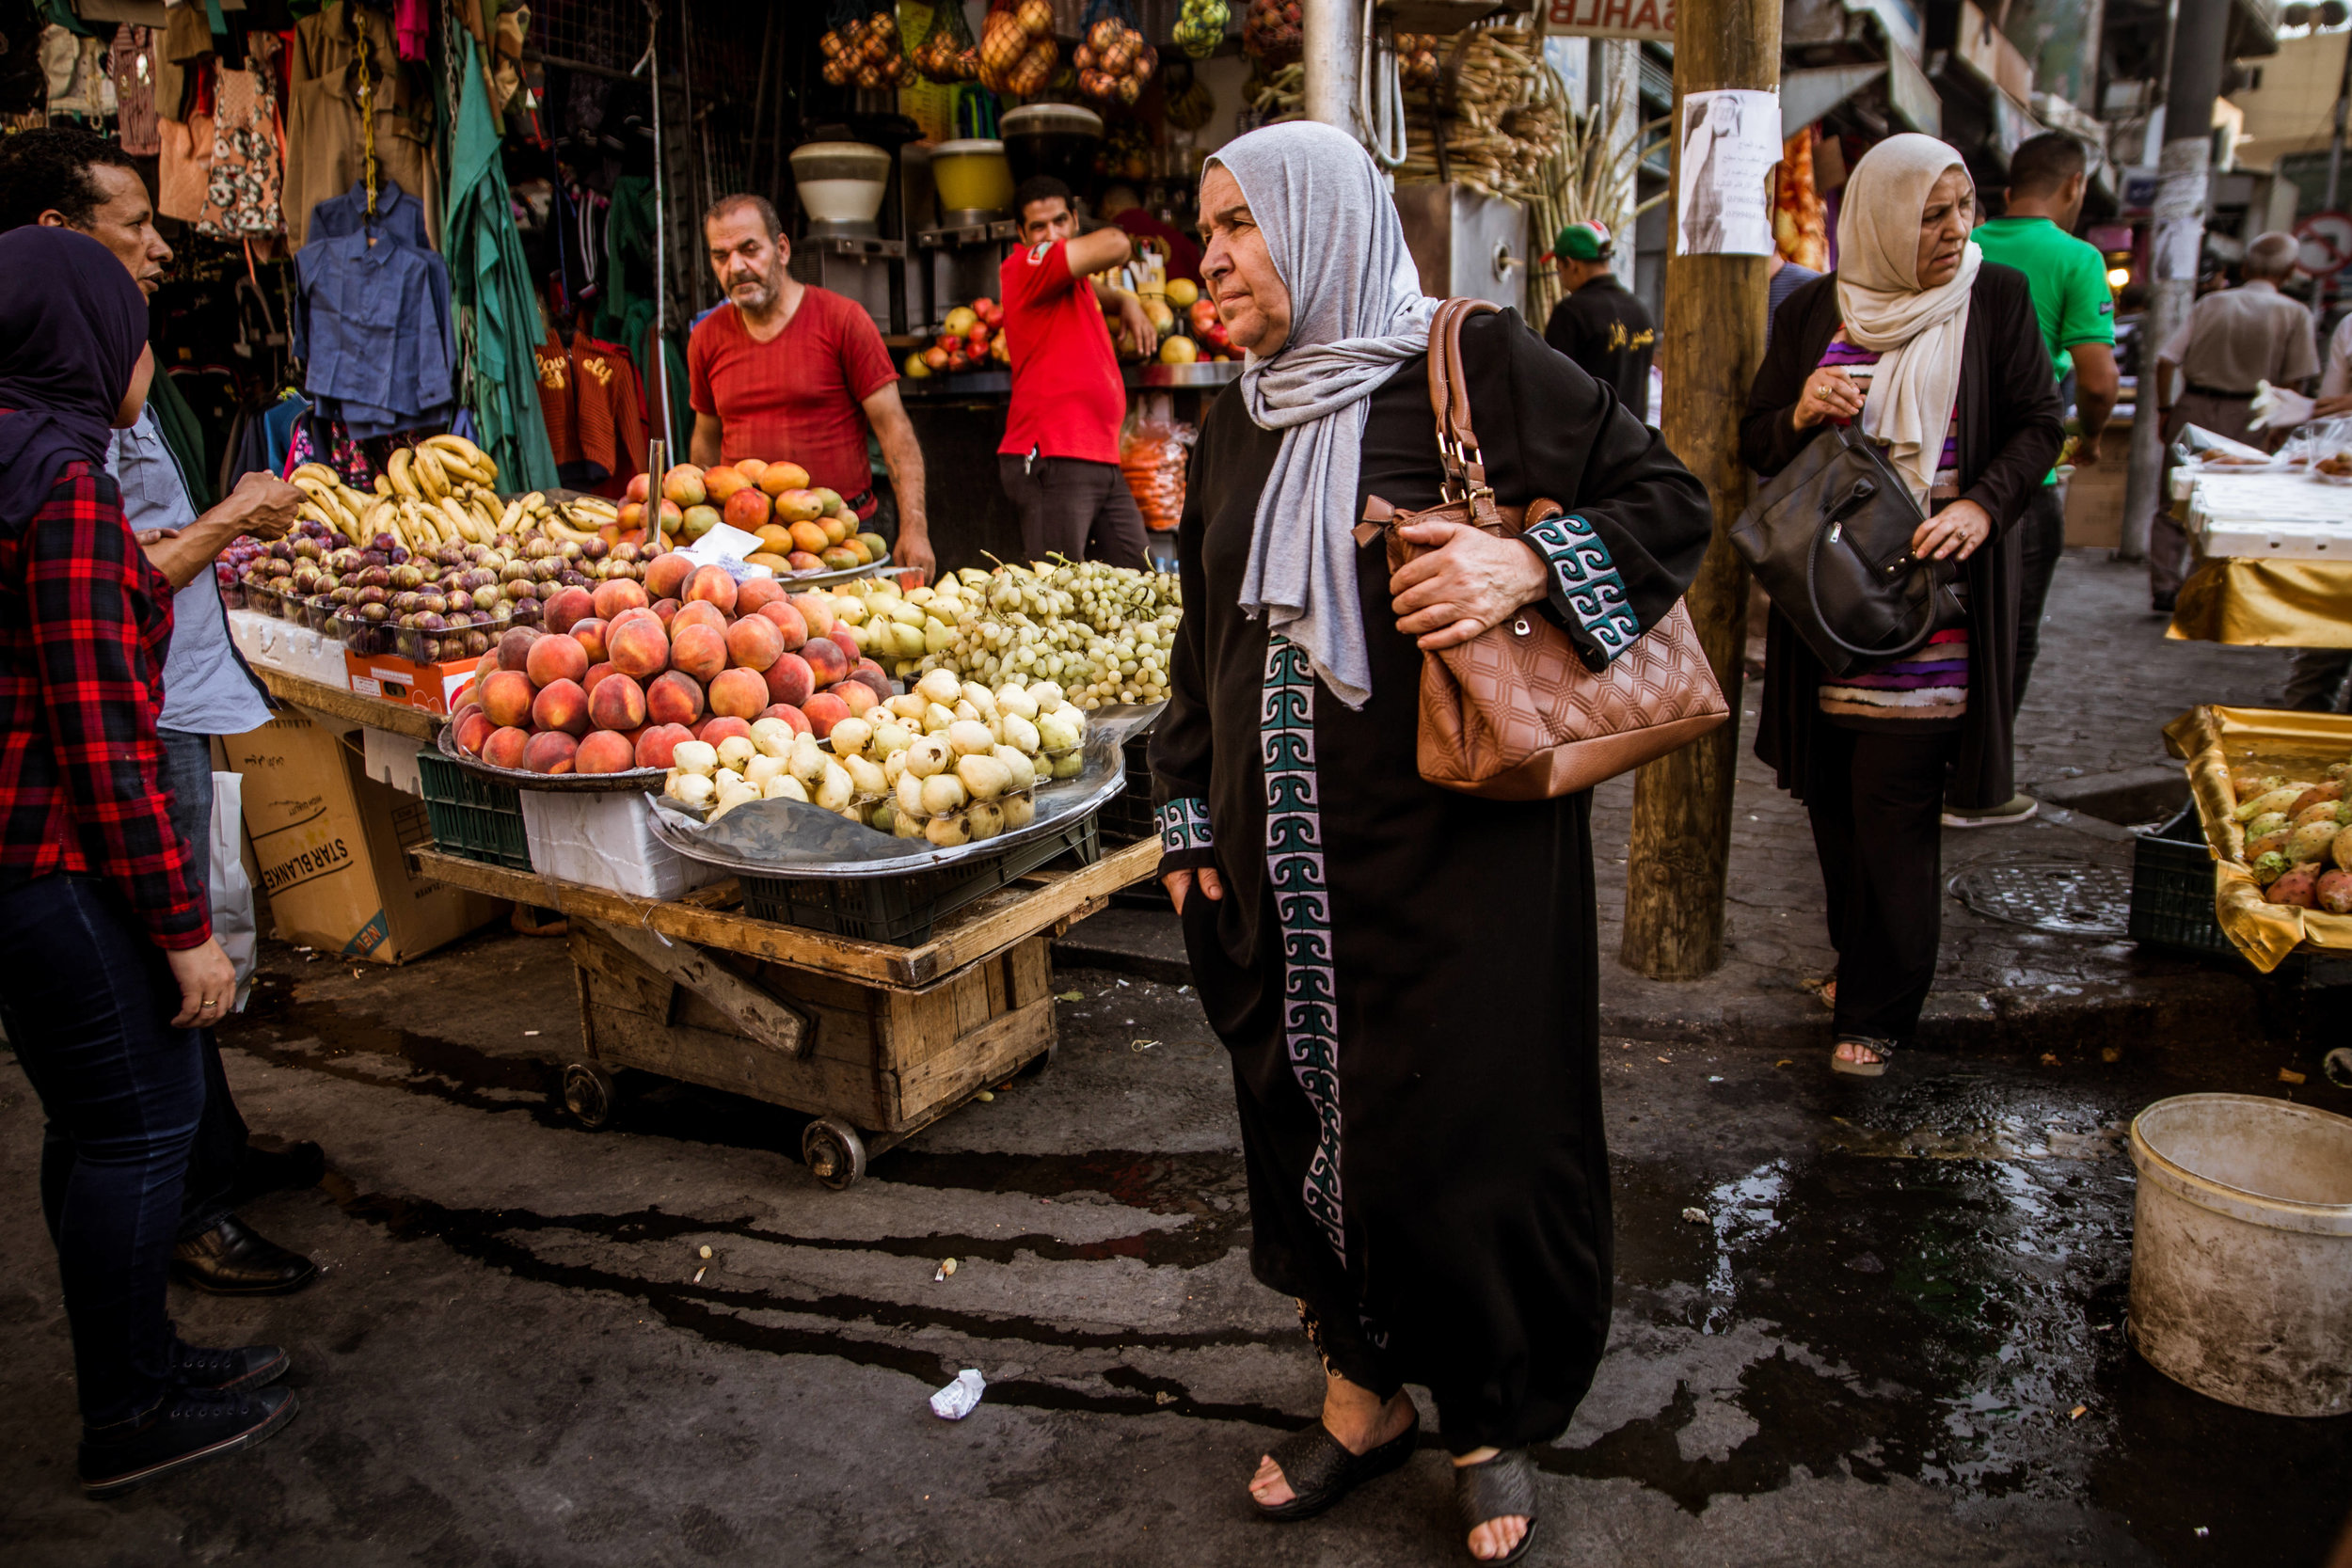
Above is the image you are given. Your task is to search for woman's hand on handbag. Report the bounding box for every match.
[1390,520,1552,651]
[1164,865,1223,914]
[166,937,238,1029]
[1791,365,1866,429]
[1910,499,1993,562]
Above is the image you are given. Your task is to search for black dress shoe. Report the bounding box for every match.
[172,1339,290,1395]
[80,1386,298,1500]
[171,1215,319,1296]
[229,1140,326,1206]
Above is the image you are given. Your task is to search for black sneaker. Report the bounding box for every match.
[172,1338,290,1395]
[79,1386,298,1500]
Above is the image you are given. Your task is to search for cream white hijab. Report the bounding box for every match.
[1835,134,1980,507]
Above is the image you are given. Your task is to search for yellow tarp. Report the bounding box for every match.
[2161,705,2352,971]
[2168,559,2352,648]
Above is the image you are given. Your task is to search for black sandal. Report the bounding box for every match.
[1252,1420,1418,1522]
[1454,1449,1540,1564]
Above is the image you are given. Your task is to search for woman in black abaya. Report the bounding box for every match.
[1149,123,1711,1562]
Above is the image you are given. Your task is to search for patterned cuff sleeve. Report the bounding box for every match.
[1155,797,1216,871]
[1521,512,1643,672]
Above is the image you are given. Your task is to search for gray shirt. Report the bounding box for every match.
[2157,279,2321,395]
[107,410,273,738]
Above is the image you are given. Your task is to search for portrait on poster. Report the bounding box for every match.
[1674,88,1783,256]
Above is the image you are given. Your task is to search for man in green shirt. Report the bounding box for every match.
[1947,132,2119,828]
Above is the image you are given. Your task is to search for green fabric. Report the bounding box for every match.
[594,174,693,451]
[43,0,98,37]
[1974,215,2117,483]
[442,32,559,494]
[145,371,216,512]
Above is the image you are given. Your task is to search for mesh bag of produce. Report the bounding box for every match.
[821,5,914,90]
[1120,407,1196,532]
[1173,0,1230,59]
[979,0,1059,98]
[1242,0,1301,68]
[914,0,980,84]
[1076,0,1155,105]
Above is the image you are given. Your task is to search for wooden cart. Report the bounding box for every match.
[413,839,1160,1186]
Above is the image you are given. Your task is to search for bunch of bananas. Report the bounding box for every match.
[513,490,621,547]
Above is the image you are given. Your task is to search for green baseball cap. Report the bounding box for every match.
[1543,222,1613,262]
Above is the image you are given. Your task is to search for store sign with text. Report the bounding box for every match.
[1545,0,1676,41]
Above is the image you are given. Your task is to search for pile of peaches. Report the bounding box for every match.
[446,550,889,777]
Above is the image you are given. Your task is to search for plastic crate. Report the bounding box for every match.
[1098,730,1159,847]
[737,814,1102,944]
[2128,802,2238,958]
[416,752,532,870]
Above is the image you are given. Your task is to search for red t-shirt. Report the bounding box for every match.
[687,286,898,507]
[1000,239,1126,466]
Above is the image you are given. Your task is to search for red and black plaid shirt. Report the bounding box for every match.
[0,460,208,948]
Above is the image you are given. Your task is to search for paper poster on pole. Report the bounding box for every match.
[1674,89,1783,257]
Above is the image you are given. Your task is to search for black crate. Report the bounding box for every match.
[416,752,532,870]
[2128,803,2239,958]
[737,815,1102,944]
[1098,728,1159,847]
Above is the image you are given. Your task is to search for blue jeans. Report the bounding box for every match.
[0,874,203,1427]
[157,727,247,1243]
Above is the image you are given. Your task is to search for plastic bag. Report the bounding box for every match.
[210,770,259,1012]
[2249,378,2317,433]
[1120,408,1196,532]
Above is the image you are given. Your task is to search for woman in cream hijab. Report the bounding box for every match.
[1741,134,2063,1076]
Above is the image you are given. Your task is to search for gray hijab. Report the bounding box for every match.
[1213,121,1436,709]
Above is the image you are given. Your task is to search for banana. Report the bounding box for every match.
[290,462,340,486]
[373,473,393,498]
[423,432,493,479]
[497,498,525,534]
[386,447,421,500]
[296,500,336,531]
[410,446,452,501]
[438,496,479,545]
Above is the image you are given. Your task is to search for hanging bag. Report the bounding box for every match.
[1354,299,1729,801]
[1726,419,1966,680]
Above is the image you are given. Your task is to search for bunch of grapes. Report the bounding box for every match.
[916,561,1183,709]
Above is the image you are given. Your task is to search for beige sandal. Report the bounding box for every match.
[1830,1036,1894,1077]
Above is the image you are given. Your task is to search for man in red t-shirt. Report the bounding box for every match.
[688,194,932,578]
[999,177,1154,569]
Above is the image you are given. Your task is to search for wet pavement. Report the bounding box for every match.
[4,921,2347,1566]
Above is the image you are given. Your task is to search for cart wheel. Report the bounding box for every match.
[562,1062,619,1130]
[803,1117,867,1191]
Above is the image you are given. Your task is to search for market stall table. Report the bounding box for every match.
[2168,466,2352,648]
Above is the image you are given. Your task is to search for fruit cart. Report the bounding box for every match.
[412,834,1160,1187]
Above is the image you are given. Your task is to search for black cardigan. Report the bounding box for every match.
[1739,262,2064,809]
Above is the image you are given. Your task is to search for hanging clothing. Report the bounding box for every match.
[1151,309,1711,1453]
[285,1,438,252]
[155,110,215,225]
[534,326,648,489]
[197,42,284,239]
[294,180,456,438]
[108,25,161,155]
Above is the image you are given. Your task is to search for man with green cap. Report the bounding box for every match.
[1541,221,1655,419]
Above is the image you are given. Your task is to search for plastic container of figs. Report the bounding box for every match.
[333,604,510,662]
[218,576,246,611]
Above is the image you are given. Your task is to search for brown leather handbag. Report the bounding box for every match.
[1354,298,1728,801]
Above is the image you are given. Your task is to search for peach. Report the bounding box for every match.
[652,598,680,626]
[723,487,771,530]
[707,667,771,721]
[570,617,610,665]
[625,470,651,504]
[684,564,739,614]
[669,623,728,684]
[607,615,672,679]
[608,604,662,637]
[756,461,811,497]
[827,624,861,661]
[593,578,649,620]
[756,598,809,649]
[646,670,707,727]
[543,586,596,634]
[836,678,879,717]
[848,669,893,708]
[590,672,647,732]
[853,657,889,684]
[525,633,589,689]
[661,464,707,508]
[760,703,812,736]
[790,593,835,639]
[762,651,815,707]
[734,457,769,484]
[497,626,542,672]
[735,578,787,617]
[643,552,695,601]
[801,690,850,739]
[479,669,537,728]
[523,731,580,774]
[531,677,591,737]
[696,715,753,748]
[787,519,830,555]
[453,709,496,756]
[583,660,616,693]
[482,725,532,769]
[703,465,748,502]
[800,636,850,689]
[634,722,694,769]
[574,730,636,774]
[669,599,729,638]
[725,614,785,672]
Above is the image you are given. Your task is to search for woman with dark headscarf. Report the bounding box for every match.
[1151,123,1711,1562]
[0,226,296,1499]
[1741,135,2062,1075]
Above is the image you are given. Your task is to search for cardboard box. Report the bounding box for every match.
[343,651,484,716]
[229,711,502,963]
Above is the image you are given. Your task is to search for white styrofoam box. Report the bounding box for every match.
[517,790,722,900]
[361,729,425,796]
[229,610,350,688]
[2188,471,2352,561]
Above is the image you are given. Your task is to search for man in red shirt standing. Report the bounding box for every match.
[999,177,1155,568]
[688,195,933,578]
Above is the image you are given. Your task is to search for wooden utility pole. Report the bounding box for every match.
[1619,0,1781,980]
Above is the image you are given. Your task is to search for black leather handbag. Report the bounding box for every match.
[1728,421,1967,679]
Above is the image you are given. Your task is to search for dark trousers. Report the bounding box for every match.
[2284,648,2352,713]
[2013,485,2066,709]
[158,727,245,1243]
[1807,725,1960,1042]
[0,874,204,1426]
[997,453,1149,570]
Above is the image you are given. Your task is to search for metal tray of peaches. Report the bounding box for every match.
[432,722,669,794]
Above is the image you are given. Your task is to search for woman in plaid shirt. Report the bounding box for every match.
[0,227,295,1499]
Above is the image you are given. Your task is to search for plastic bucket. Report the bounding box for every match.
[2127,1093,2352,1417]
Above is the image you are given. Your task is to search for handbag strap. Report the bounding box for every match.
[1424,297,1501,501]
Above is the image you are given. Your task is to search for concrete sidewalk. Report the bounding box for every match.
[1058,550,2318,1050]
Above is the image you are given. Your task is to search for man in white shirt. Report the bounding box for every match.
[2315,312,2352,419]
